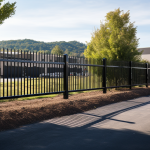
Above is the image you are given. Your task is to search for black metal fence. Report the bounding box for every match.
[0,48,149,100]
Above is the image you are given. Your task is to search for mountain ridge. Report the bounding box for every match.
[0,39,87,55]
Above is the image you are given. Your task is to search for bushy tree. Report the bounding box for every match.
[69,52,77,57]
[64,49,70,55]
[0,0,16,25]
[51,45,64,55]
[84,8,142,62]
[80,52,84,58]
[140,59,150,64]
[45,50,50,54]
[38,50,45,53]
[84,8,142,87]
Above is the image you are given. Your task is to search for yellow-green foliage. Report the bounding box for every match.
[84,8,142,62]
[51,45,64,55]
[140,59,150,64]
[0,0,16,25]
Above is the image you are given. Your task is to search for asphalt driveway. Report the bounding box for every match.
[0,96,150,150]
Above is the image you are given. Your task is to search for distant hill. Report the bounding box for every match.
[0,39,87,55]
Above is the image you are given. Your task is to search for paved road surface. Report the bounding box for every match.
[0,96,150,150]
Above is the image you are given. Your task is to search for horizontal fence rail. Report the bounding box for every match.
[0,48,150,100]
[0,48,65,99]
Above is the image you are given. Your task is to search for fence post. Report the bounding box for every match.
[64,54,68,99]
[129,61,132,89]
[146,63,148,87]
[103,58,107,93]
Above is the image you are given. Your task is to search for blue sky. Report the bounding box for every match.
[0,0,150,48]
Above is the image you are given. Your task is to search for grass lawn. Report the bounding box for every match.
[0,74,135,102]
[0,75,103,102]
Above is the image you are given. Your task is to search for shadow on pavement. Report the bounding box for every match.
[0,96,150,150]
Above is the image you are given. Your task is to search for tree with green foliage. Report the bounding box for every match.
[38,50,45,53]
[64,49,70,55]
[84,8,143,87]
[80,52,84,57]
[84,8,142,62]
[0,0,16,25]
[0,39,87,56]
[45,50,50,54]
[51,45,64,55]
[140,59,150,64]
[71,52,78,57]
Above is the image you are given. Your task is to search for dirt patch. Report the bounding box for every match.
[0,87,150,131]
